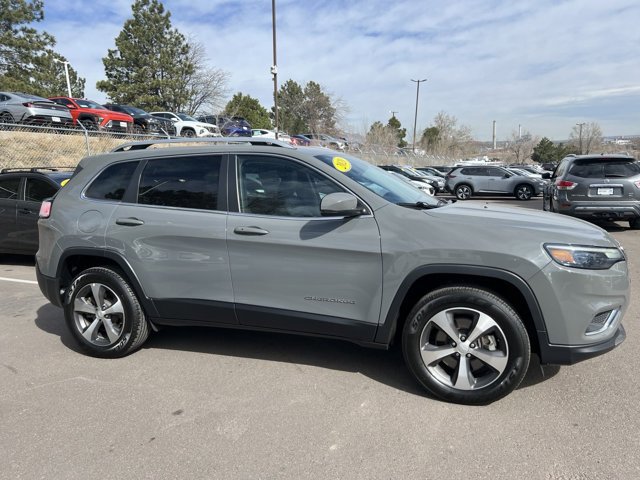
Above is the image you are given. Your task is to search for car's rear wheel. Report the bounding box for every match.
[402,286,530,404]
[455,184,472,200]
[0,112,14,124]
[515,184,533,200]
[630,218,640,230]
[64,267,150,358]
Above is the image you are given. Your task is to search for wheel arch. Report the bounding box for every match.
[374,265,547,356]
[55,248,158,317]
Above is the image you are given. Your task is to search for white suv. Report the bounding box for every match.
[150,111,220,138]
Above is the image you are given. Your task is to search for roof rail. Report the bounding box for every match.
[0,166,76,174]
[111,137,295,153]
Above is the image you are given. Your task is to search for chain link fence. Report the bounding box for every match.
[0,122,163,170]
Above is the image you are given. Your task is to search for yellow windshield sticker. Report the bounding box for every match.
[60,178,69,187]
[332,157,351,172]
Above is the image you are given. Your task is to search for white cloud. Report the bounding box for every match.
[38,0,640,140]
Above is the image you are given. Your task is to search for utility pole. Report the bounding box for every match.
[390,111,398,119]
[271,0,279,139]
[411,78,427,153]
[576,122,586,154]
[53,58,72,97]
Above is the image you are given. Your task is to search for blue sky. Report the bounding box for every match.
[38,0,640,141]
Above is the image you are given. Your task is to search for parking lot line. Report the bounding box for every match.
[0,276,37,285]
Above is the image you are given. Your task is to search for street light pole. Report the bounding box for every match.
[576,122,586,154]
[411,78,427,153]
[53,59,72,97]
[271,0,279,140]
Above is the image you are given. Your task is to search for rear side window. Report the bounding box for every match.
[0,177,20,199]
[569,160,640,179]
[85,161,138,201]
[138,155,222,211]
[25,178,57,202]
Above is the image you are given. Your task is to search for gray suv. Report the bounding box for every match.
[542,154,640,229]
[36,138,629,404]
[445,165,546,200]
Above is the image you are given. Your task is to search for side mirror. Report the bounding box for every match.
[503,173,511,178]
[171,118,179,122]
[320,192,365,217]
[541,172,551,179]
[66,104,76,109]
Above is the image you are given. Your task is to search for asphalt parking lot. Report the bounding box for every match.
[1,196,638,480]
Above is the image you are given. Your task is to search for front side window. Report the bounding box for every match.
[0,177,20,199]
[138,155,222,211]
[25,178,57,202]
[85,161,138,201]
[238,155,344,217]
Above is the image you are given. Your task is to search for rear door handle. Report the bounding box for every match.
[116,217,145,226]
[233,226,269,236]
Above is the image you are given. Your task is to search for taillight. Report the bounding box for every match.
[556,180,577,190]
[39,200,52,218]
[634,181,640,189]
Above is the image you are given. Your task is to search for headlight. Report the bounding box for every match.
[544,244,625,270]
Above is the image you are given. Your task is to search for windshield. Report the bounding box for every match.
[177,113,197,121]
[314,153,439,206]
[75,99,106,110]
[122,106,147,115]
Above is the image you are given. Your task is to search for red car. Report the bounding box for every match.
[49,96,133,132]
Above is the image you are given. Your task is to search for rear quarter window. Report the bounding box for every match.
[85,161,138,201]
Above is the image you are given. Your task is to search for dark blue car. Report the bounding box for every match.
[197,115,252,137]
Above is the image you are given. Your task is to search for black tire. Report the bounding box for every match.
[0,111,14,123]
[455,184,472,200]
[630,218,640,230]
[64,267,150,358]
[79,118,97,130]
[515,184,533,200]
[133,124,144,135]
[402,286,530,405]
[182,128,196,138]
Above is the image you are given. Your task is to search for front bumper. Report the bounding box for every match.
[539,324,626,365]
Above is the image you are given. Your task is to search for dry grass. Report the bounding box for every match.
[0,128,150,170]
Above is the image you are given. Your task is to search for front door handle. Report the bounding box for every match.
[233,226,269,236]
[116,217,145,226]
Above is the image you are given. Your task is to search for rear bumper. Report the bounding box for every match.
[554,198,640,220]
[538,324,626,365]
[36,263,63,307]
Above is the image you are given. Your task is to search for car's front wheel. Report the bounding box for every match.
[515,184,533,200]
[182,128,196,137]
[455,184,472,200]
[630,218,640,230]
[64,267,150,358]
[402,286,530,404]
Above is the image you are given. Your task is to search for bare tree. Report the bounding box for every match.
[507,130,539,163]
[179,40,230,115]
[569,122,603,154]
[420,111,473,158]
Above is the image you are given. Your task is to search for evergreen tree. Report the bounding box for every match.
[0,0,84,96]
[303,81,336,134]
[96,0,194,111]
[277,79,307,134]
[387,115,407,148]
[224,93,271,129]
[532,137,574,163]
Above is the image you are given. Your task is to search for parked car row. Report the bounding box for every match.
[0,91,224,137]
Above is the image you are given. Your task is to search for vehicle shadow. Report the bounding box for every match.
[0,253,36,266]
[34,301,558,399]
